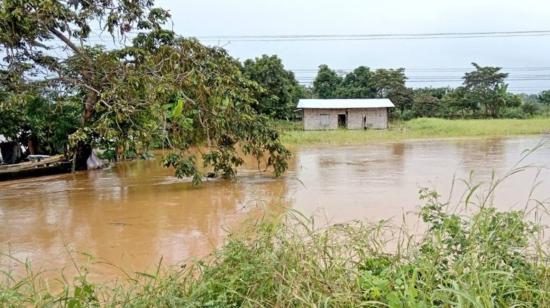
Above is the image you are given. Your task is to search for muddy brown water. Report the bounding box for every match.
[1,136,549,281]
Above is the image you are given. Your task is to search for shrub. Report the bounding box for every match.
[521,101,540,116]
[501,107,526,119]
[400,110,415,121]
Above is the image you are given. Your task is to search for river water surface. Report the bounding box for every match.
[1,136,549,280]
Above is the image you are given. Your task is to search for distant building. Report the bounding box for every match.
[297,99,395,130]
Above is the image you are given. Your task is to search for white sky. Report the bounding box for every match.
[155,0,550,93]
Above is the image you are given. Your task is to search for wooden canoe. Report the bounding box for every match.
[0,155,72,181]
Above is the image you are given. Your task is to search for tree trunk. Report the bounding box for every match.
[73,141,92,171]
[83,91,98,124]
[72,91,99,171]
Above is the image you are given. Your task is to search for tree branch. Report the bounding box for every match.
[48,27,83,56]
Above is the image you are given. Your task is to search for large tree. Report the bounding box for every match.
[0,1,290,183]
[463,63,509,118]
[242,55,300,119]
[371,68,413,112]
[0,0,171,167]
[313,65,342,99]
[441,86,479,118]
[338,66,376,98]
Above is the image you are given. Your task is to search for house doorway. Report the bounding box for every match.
[337,114,347,128]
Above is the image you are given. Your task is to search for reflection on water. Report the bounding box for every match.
[1,136,549,279]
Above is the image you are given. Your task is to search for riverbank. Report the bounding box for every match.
[2,141,550,306]
[279,118,550,146]
[2,194,548,306]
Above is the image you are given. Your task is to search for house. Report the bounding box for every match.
[297,99,395,130]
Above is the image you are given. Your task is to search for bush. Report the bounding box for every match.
[501,107,526,119]
[399,110,415,121]
[521,101,540,116]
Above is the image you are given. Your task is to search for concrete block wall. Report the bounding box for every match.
[303,108,389,130]
[347,108,388,129]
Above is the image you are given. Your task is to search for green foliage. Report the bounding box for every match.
[138,39,290,182]
[538,90,550,105]
[501,107,527,119]
[242,55,301,119]
[0,1,290,181]
[463,63,509,118]
[521,101,540,116]
[306,62,545,120]
[371,68,413,112]
[412,90,442,117]
[338,66,377,98]
[313,64,342,98]
[0,91,80,153]
[399,110,415,121]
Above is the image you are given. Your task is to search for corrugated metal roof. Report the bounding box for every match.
[297,99,395,109]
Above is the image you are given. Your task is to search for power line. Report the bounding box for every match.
[291,67,550,73]
[195,30,550,42]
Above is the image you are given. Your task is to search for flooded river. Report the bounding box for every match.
[1,136,549,280]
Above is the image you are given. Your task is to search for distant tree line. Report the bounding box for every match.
[238,57,550,120]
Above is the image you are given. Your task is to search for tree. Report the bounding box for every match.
[298,85,315,99]
[0,0,172,168]
[313,65,342,98]
[538,90,550,105]
[412,91,441,118]
[242,55,300,119]
[0,1,290,183]
[371,68,412,112]
[441,86,479,118]
[138,38,291,184]
[338,66,376,98]
[521,101,539,116]
[463,63,509,118]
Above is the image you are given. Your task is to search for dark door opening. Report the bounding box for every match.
[337,114,347,128]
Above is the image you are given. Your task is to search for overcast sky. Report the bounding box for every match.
[156,0,550,93]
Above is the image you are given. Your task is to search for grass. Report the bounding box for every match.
[1,146,549,307]
[279,117,550,146]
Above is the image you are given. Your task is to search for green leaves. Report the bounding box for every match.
[172,97,184,118]
[243,55,301,119]
[1,2,290,181]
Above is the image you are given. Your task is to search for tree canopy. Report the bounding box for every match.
[242,55,301,120]
[462,63,509,118]
[0,0,290,183]
[339,66,377,98]
[313,65,342,99]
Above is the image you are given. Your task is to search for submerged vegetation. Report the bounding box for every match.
[280,117,550,145]
[2,158,549,306]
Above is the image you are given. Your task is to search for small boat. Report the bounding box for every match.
[0,155,72,181]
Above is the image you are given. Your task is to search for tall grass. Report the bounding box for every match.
[1,145,549,307]
[280,117,550,146]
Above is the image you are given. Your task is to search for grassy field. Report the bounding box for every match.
[2,168,549,306]
[279,117,550,146]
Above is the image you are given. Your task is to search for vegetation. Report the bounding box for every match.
[0,0,290,183]
[308,63,550,120]
[1,1,548,178]
[242,55,301,119]
[311,65,413,113]
[2,164,548,306]
[280,118,550,145]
